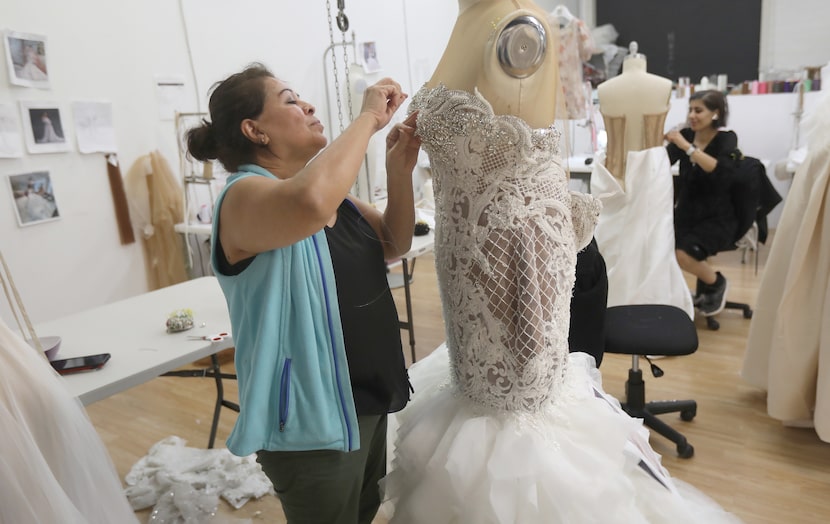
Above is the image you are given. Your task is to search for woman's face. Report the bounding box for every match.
[253,77,327,160]
[687,99,718,131]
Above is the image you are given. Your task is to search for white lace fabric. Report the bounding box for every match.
[410,85,600,412]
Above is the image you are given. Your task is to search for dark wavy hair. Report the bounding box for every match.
[187,63,275,172]
[690,89,728,128]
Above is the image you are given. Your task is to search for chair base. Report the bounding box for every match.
[704,301,753,330]
[621,368,696,458]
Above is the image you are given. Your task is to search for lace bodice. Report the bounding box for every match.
[410,85,600,412]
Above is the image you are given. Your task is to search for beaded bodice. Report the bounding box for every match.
[410,85,600,412]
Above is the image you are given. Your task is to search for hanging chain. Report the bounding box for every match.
[326,0,353,133]
[342,31,354,124]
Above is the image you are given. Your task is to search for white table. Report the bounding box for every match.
[37,276,236,447]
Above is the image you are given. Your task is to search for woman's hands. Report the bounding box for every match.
[664,129,691,151]
[385,111,421,177]
[361,78,408,131]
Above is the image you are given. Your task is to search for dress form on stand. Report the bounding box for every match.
[597,41,672,181]
[591,42,694,319]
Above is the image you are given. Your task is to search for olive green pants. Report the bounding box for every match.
[256,414,387,524]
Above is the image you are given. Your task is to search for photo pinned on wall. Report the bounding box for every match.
[6,171,61,227]
[3,31,50,89]
[359,42,382,73]
[0,103,24,158]
[19,101,71,154]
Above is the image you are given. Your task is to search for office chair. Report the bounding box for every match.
[697,155,781,330]
[604,304,698,458]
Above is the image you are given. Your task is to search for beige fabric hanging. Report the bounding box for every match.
[125,151,189,290]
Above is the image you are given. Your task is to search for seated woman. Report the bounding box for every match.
[665,90,739,316]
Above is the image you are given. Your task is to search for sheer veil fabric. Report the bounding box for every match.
[0,318,137,523]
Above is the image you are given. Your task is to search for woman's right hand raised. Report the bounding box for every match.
[360,78,408,131]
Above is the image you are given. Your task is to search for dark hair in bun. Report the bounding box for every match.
[187,63,275,172]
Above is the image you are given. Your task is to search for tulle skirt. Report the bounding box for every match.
[0,320,137,523]
[381,346,742,524]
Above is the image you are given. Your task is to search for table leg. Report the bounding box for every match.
[401,258,417,363]
[162,354,239,448]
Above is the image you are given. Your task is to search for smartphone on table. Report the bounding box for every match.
[50,353,111,375]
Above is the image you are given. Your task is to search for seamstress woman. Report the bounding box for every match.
[665,89,739,316]
[187,63,419,524]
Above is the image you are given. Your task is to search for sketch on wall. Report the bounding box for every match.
[19,101,70,154]
[0,103,23,158]
[3,31,50,89]
[72,101,117,154]
[7,171,61,227]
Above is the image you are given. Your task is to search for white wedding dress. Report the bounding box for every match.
[591,148,695,318]
[381,85,741,523]
[0,318,137,523]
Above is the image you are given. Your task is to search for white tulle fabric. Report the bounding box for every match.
[381,86,742,523]
[0,319,137,523]
[125,436,273,523]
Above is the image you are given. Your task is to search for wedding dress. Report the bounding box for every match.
[741,90,830,440]
[381,85,741,523]
[591,147,695,318]
[39,114,63,143]
[0,317,137,523]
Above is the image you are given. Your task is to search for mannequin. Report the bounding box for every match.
[381,5,740,522]
[426,0,560,128]
[591,42,693,318]
[597,42,672,179]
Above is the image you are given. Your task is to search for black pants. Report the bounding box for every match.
[256,414,387,524]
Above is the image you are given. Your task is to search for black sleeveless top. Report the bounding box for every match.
[325,200,410,415]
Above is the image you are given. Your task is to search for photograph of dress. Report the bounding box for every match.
[33,110,63,143]
[19,102,70,154]
[3,31,50,89]
[7,171,61,227]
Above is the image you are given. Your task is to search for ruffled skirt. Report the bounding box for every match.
[381,346,742,524]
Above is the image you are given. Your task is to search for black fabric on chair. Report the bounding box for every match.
[605,304,698,458]
[569,238,608,366]
[701,154,781,330]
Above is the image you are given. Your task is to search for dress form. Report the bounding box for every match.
[591,42,693,318]
[427,0,560,129]
[597,42,672,179]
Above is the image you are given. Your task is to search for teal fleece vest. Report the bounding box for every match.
[211,164,359,456]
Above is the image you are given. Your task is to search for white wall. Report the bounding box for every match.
[760,0,830,72]
[0,0,458,327]
[0,0,827,329]
[0,0,198,327]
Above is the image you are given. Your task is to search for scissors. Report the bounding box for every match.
[187,331,229,342]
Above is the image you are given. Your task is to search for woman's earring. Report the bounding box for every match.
[712,114,718,120]
[260,136,267,144]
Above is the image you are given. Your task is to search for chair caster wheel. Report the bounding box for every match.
[744,309,753,319]
[677,442,694,459]
[680,409,696,421]
[706,317,720,330]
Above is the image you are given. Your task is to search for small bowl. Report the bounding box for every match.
[27,336,62,360]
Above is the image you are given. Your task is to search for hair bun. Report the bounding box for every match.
[186,121,219,162]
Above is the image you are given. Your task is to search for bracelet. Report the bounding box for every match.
[686,145,697,156]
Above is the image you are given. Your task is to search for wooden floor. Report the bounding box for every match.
[86,236,830,523]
